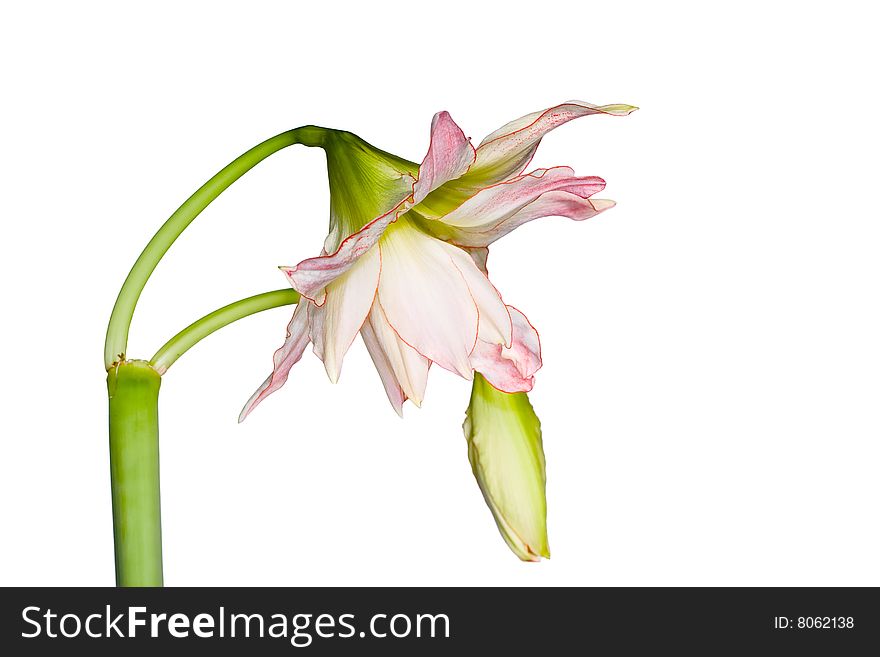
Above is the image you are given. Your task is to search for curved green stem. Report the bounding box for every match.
[104,125,327,369]
[151,289,300,374]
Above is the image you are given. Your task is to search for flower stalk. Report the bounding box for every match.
[107,360,164,586]
[151,288,300,374]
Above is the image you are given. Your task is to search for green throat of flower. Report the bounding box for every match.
[322,130,418,250]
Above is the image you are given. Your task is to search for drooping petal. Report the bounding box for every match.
[239,300,311,422]
[412,111,476,205]
[307,300,325,361]
[282,197,412,305]
[420,167,608,247]
[363,300,430,412]
[377,221,479,378]
[470,307,542,393]
[464,374,550,561]
[316,245,381,383]
[499,307,542,378]
[464,100,637,185]
[360,318,407,417]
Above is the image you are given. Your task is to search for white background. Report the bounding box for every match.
[1,1,877,586]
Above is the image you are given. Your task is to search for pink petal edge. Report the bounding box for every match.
[442,166,605,228]
[282,196,412,305]
[412,111,476,205]
[471,100,637,182]
[470,306,542,393]
[436,166,610,247]
[239,301,312,422]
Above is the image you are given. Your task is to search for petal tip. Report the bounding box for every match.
[325,365,341,384]
[237,400,255,423]
[592,198,616,212]
[600,103,639,115]
[519,545,550,562]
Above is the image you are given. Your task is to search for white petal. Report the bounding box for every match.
[318,245,381,383]
[282,196,411,305]
[443,241,512,348]
[360,318,407,417]
[377,221,478,378]
[364,300,430,407]
[307,300,325,361]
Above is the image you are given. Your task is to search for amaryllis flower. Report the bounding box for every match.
[240,101,635,420]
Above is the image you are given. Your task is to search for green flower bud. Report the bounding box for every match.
[464,374,550,561]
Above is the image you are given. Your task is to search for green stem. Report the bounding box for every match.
[104,125,328,369]
[151,288,300,374]
[107,360,163,587]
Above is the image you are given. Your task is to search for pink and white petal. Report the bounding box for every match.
[365,301,430,407]
[282,196,412,305]
[377,221,479,379]
[467,101,637,184]
[470,307,542,393]
[449,192,615,248]
[412,111,476,205]
[360,319,407,417]
[470,342,534,393]
[238,301,311,422]
[444,243,512,348]
[501,307,542,378]
[307,300,326,361]
[441,166,605,230]
[317,245,381,383]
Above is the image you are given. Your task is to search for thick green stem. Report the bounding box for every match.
[108,360,163,587]
[151,288,300,374]
[104,125,328,369]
